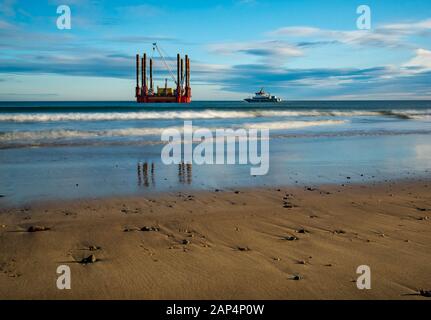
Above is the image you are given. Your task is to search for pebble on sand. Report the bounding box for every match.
[283,235,299,241]
[289,274,302,281]
[419,289,431,297]
[141,226,160,232]
[81,254,97,264]
[333,229,346,234]
[27,226,50,232]
[296,228,308,234]
[237,246,250,251]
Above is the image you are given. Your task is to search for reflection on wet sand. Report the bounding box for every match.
[136,162,193,187]
[137,162,155,187]
[137,161,192,187]
[179,162,192,184]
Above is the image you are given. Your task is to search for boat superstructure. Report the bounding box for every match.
[244,88,281,103]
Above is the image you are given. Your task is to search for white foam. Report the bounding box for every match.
[0,111,257,122]
[0,119,348,142]
[244,120,347,130]
[0,109,392,122]
[0,127,172,142]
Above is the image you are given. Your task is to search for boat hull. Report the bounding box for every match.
[244,98,281,103]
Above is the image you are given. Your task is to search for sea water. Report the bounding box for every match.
[1,100,430,205]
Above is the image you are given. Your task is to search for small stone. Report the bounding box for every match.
[419,289,431,297]
[333,229,346,234]
[296,228,308,234]
[27,226,50,232]
[181,239,190,245]
[234,191,240,194]
[284,236,299,241]
[273,257,281,261]
[88,245,100,251]
[141,226,159,232]
[81,254,97,264]
[237,246,250,251]
[290,274,302,281]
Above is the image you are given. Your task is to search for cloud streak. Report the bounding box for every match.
[269,18,431,48]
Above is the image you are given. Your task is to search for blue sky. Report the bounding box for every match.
[0,0,431,100]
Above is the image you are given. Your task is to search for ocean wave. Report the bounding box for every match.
[0,120,347,142]
[376,110,431,120]
[244,120,347,130]
[2,129,431,150]
[0,127,170,142]
[0,111,257,122]
[2,109,429,122]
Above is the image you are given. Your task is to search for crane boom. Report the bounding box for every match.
[153,42,177,85]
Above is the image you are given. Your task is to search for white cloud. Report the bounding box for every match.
[208,40,303,63]
[403,48,431,70]
[379,19,431,35]
[269,18,431,48]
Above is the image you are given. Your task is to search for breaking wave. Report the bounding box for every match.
[0,120,347,143]
[244,120,347,130]
[1,109,430,122]
[0,127,170,142]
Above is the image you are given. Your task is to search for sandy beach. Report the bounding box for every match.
[0,179,430,300]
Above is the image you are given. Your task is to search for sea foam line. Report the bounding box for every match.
[244,120,347,130]
[0,120,347,142]
[0,110,390,122]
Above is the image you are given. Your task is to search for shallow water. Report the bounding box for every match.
[1,101,431,205]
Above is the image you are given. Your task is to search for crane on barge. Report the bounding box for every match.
[135,43,191,103]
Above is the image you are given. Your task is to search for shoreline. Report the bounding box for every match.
[1,176,429,209]
[0,179,430,299]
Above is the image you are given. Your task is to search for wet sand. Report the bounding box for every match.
[0,180,430,299]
